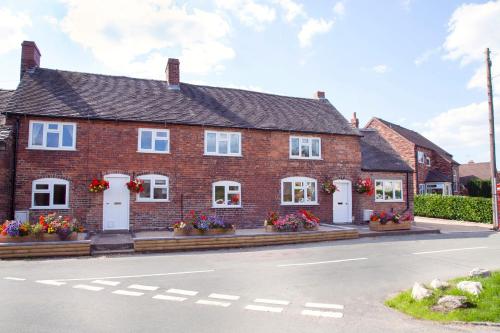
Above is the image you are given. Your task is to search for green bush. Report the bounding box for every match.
[414,194,492,223]
[465,179,492,198]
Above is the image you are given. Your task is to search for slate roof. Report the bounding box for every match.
[0,89,13,142]
[459,162,491,183]
[374,118,457,163]
[425,169,451,183]
[3,68,360,136]
[360,129,413,172]
[0,89,13,112]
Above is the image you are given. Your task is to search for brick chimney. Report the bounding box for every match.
[314,91,325,100]
[350,112,359,128]
[20,41,41,79]
[166,58,180,90]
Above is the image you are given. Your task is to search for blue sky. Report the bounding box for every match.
[0,0,499,164]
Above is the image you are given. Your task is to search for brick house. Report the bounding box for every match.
[365,117,459,195]
[0,41,414,232]
[0,89,14,221]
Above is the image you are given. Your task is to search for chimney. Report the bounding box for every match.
[468,160,475,164]
[166,58,180,90]
[314,91,325,100]
[20,41,41,79]
[350,112,359,128]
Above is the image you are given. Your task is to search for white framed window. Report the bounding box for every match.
[138,128,170,153]
[212,181,241,208]
[418,184,426,194]
[32,178,69,209]
[204,131,241,156]
[136,174,169,202]
[290,136,321,159]
[417,151,425,164]
[281,177,318,205]
[426,157,431,167]
[28,121,76,150]
[375,179,403,202]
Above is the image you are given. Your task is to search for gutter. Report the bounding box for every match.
[9,117,19,219]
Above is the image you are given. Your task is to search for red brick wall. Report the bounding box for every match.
[0,132,13,221]
[12,116,365,231]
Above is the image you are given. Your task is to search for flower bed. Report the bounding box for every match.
[0,213,83,243]
[264,210,320,232]
[369,210,413,231]
[173,211,235,236]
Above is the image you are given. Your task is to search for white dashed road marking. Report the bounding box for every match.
[128,284,159,291]
[208,293,240,301]
[92,280,120,286]
[44,269,214,282]
[413,247,487,255]
[278,257,368,267]
[167,288,198,296]
[3,277,26,281]
[245,305,283,313]
[152,294,187,302]
[301,309,343,318]
[254,298,290,306]
[305,302,344,310]
[73,284,104,291]
[112,290,144,297]
[36,280,66,286]
[196,300,231,307]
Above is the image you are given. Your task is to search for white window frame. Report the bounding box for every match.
[281,176,318,205]
[418,184,426,194]
[426,156,431,167]
[138,128,170,154]
[289,136,322,159]
[31,178,69,209]
[204,130,242,157]
[375,179,404,202]
[417,151,425,164]
[212,181,242,208]
[28,121,77,150]
[136,174,169,202]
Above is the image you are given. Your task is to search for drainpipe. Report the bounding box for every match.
[406,172,410,211]
[9,117,19,219]
[414,148,419,194]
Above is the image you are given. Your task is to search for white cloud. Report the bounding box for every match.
[58,0,235,78]
[372,64,389,74]
[414,47,441,66]
[333,2,345,16]
[443,1,500,92]
[215,0,276,30]
[0,8,31,55]
[275,0,305,22]
[298,18,334,48]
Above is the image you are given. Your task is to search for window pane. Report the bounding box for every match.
[294,187,305,203]
[375,181,383,200]
[311,139,320,157]
[228,193,240,205]
[384,181,394,200]
[218,140,228,154]
[307,182,316,202]
[283,182,292,202]
[62,125,74,147]
[32,123,44,146]
[53,184,66,205]
[394,181,402,199]
[156,131,167,138]
[140,180,151,198]
[48,124,58,130]
[153,187,168,200]
[155,179,167,186]
[301,143,309,157]
[214,186,225,204]
[47,132,59,148]
[206,133,216,152]
[35,184,49,190]
[155,139,167,152]
[34,193,50,206]
[228,185,239,191]
[141,131,152,150]
[229,134,239,154]
[291,138,299,156]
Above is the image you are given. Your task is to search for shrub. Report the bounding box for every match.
[414,194,492,223]
[465,179,491,198]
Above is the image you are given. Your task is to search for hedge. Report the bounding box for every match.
[465,179,491,198]
[414,194,492,223]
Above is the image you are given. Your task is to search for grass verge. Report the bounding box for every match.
[386,271,500,323]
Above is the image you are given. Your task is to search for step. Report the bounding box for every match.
[91,249,135,256]
[91,232,134,251]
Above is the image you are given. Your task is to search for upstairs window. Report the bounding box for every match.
[29,121,76,150]
[281,177,317,205]
[417,151,425,164]
[375,180,403,202]
[290,136,321,159]
[137,174,169,202]
[32,178,69,209]
[205,131,241,156]
[212,181,241,207]
[138,129,170,153]
[426,157,431,167]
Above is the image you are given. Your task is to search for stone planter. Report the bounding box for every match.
[369,220,411,231]
[0,235,36,243]
[173,227,235,237]
[0,232,78,243]
[264,225,319,232]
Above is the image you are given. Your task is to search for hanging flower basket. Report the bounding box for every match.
[88,179,109,193]
[321,178,338,194]
[355,177,374,195]
[126,179,144,193]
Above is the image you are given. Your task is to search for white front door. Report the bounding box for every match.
[103,174,130,230]
[333,180,352,224]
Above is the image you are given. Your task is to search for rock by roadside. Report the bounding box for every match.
[430,279,449,290]
[412,282,432,300]
[457,281,483,296]
[469,268,491,278]
[431,295,470,312]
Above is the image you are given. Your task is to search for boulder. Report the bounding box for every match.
[430,279,450,290]
[431,295,469,312]
[457,281,483,296]
[469,268,491,278]
[411,282,432,300]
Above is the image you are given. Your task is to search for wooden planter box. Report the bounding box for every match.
[173,227,235,237]
[265,225,319,232]
[0,232,78,243]
[369,220,412,231]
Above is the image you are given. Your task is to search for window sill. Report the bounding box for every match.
[27,147,77,151]
[212,205,242,209]
[374,200,404,203]
[30,206,69,210]
[136,199,170,203]
[280,202,319,206]
[136,150,170,154]
[204,153,243,157]
[289,156,322,160]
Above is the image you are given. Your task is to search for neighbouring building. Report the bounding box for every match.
[0,89,14,222]
[1,41,415,232]
[459,161,492,186]
[365,117,459,196]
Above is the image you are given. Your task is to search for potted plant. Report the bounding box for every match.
[0,220,34,242]
[265,210,320,232]
[321,178,338,194]
[264,211,280,232]
[369,210,412,231]
[88,178,109,193]
[126,179,144,193]
[355,177,374,195]
[173,211,235,236]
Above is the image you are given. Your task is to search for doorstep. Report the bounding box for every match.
[90,232,134,255]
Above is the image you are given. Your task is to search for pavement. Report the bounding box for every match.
[1,224,499,332]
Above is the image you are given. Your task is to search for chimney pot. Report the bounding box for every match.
[20,41,41,80]
[314,91,325,99]
[166,58,180,90]
[351,112,359,128]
